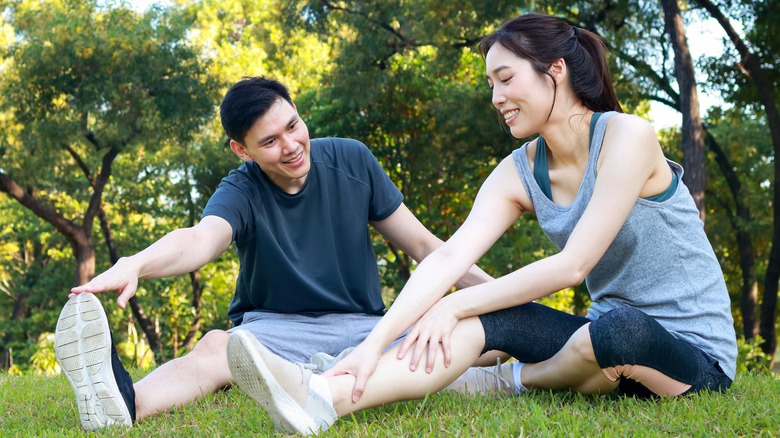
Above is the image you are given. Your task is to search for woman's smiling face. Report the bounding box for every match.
[485,43,556,139]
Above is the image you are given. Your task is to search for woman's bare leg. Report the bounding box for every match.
[520,323,617,394]
[473,350,511,366]
[328,316,486,416]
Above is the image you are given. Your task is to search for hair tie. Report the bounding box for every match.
[572,26,580,39]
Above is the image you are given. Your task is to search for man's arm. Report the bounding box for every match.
[371,203,493,288]
[71,215,233,308]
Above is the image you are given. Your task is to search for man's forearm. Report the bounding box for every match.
[454,264,494,289]
[131,224,229,279]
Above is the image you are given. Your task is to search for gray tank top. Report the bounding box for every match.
[512,112,737,379]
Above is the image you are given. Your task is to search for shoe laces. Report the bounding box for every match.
[478,358,510,393]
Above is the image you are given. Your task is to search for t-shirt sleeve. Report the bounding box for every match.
[201,171,253,243]
[358,142,403,221]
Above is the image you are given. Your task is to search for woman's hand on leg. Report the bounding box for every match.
[398,298,459,373]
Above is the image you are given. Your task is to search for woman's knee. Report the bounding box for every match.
[589,307,658,361]
[568,324,599,364]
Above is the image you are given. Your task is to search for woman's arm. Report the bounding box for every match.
[325,155,528,401]
[446,114,666,318]
[401,114,668,371]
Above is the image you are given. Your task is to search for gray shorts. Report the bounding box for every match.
[228,311,398,364]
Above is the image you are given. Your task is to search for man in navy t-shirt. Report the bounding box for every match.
[56,76,493,430]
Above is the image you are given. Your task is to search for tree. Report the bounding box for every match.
[0,198,72,372]
[0,0,218,360]
[694,0,779,360]
[661,0,707,220]
[284,0,528,295]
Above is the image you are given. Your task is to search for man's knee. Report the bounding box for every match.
[192,330,230,358]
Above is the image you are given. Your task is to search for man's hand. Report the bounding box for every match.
[70,258,141,309]
[323,342,383,403]
[397,297,459,374]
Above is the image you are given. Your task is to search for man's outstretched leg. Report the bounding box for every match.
[55,293,234,429]
[55,293,136,430]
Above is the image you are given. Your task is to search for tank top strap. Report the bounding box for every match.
[534,111,616,201]
[587,111,619,169]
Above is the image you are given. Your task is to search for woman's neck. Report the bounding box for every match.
[538,105,593,167]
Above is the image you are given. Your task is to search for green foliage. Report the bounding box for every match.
[736,336,772,375]
[0,0,222,370]
[698,0,777,111]
[28,333,59,375]
[2,0,217,183]
[0,198,72,371]
[0,0,776,373]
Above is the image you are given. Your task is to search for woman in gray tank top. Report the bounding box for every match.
[222,13,738,435]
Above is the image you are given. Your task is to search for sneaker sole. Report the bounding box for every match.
[54,293,132,430]
[227,331,319,435]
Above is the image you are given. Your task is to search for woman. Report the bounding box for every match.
[225,13,737,435]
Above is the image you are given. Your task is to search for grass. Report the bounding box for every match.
[1,369,778,437]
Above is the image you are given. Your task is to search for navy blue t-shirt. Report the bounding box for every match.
[202,138,403,326]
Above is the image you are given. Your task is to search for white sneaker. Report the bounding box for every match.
[443,358,516,395]
[54,293,135,430]
[227,330,338,436]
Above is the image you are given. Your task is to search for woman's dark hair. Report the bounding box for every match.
[219,76,294,145]
[479,13,622,117]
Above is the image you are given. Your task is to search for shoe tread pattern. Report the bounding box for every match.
[54,293,131,430]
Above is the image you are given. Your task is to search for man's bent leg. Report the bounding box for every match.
[133,330,232,419]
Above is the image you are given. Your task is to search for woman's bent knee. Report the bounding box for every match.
[569,324,598,364]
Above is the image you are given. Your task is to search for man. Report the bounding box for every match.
[54,76,493,430]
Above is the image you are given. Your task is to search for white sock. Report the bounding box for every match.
[303,374,338,430]
[308,374,333,407]
[511,362,528,394]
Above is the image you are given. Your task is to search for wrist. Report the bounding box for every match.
[443,293,466,320]
[115,256,144,278]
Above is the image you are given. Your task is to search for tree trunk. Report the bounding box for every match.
[97,207,163,357]
[696,0,780,360]
[72,237,96,287]
[182,270,204,353]
[706,130,759,338]
[662,0,708,221]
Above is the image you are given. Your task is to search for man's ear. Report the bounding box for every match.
[549,58,567,85]
[230,139,251,162]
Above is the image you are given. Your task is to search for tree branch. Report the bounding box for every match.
[0,171,81,246]
[62,142,97,187]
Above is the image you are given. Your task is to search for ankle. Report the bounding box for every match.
[308,374,333,406]
[328,374,358,416]
[511,362,528,394]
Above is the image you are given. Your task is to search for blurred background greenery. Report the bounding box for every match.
[0,0,776,375]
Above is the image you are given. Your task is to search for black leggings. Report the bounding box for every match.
[479,304,732,397]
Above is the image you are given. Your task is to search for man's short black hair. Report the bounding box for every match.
[219,76,294,145]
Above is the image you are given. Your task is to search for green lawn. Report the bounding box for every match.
[1,370,778,436]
